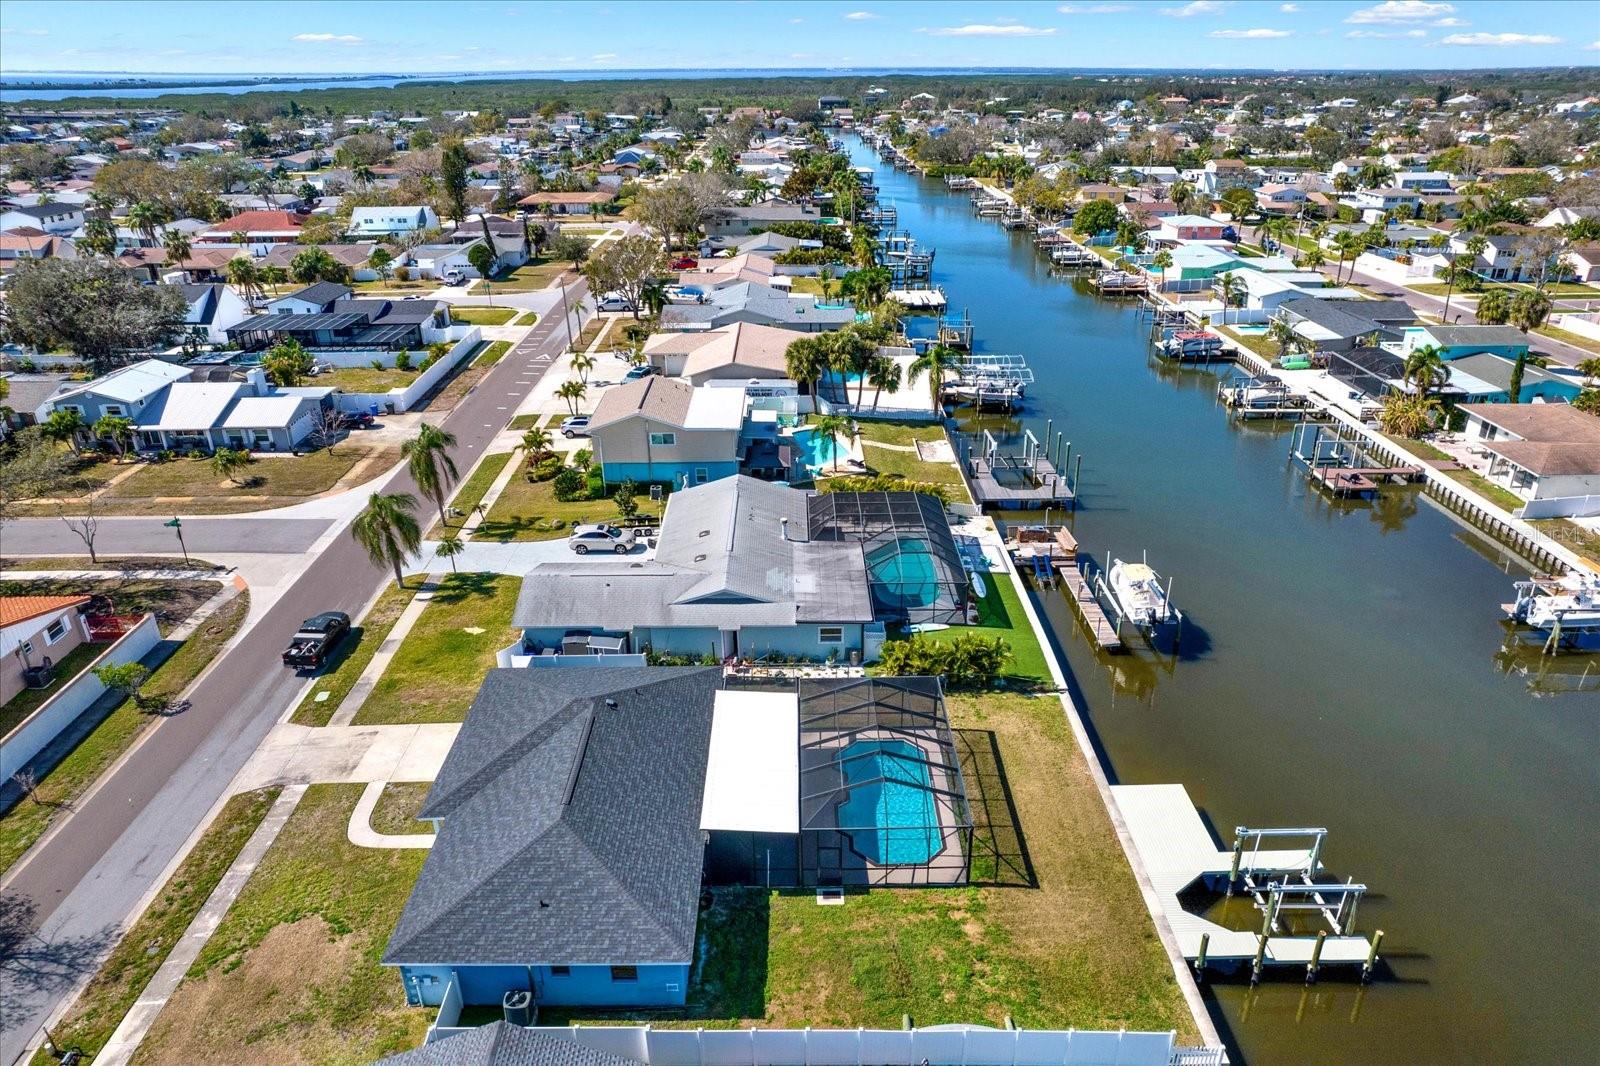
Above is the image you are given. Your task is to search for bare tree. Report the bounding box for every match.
[10,768,40,805]
[59,490,101,565]
[309,404,345,455]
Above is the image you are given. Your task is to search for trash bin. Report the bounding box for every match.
[502,989,531,1026]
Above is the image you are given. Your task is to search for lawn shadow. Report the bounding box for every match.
[425,571,498,605]
[954,728,1035,888]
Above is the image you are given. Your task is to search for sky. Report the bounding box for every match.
[1,0,1596,75]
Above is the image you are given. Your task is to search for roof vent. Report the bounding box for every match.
[604,698,619,710]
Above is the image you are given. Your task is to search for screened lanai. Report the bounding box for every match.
[806,492,970,627]
[796,675,973,886]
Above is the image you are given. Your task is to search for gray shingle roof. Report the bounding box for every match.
[378,1023,642,1066]
[1280,298,1416,338]
[383,667,720,969]
[659,282,855,331]
[284,280,353,308]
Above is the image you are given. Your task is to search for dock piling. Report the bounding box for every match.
[1308,931,1327,984]
[1195,932,1209,980]
[1362,930,1384,983]
[1251,933,1268,986]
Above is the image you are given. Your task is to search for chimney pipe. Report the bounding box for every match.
[780,517,790,541]
[604,698,619,710]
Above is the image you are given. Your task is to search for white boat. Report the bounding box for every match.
[1507,571,1600,630]
[1106,560,1175,629]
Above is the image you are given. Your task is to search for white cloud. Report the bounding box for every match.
[1347,28,1427,38]
[292,32,363,43]
[1440,32,1561,45]
[843,11,880,19]
[591,52,619,60]
[1587,39,1600,51]
[788,17,803,23]
[1209,27,1291,38]
[0,27,48,37]
[1057,3,1131,12]
[925,23,1058,37]
[1433,17,1468,26]
[1279,2,1301,10]
[1160,0,1224,15]
[1346,2,1453,24]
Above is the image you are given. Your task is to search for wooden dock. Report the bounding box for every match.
[969,456,1075,509]
[1309,464,1422,497]
[1062,563,1123,651]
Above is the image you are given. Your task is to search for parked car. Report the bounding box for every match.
[442,269,466,286]
[560,415,591,438]
[568,524,638,555]
[669,256,698,270]
[623,364,656,381]
[337,411,375,430]
[595,292,635,312]
[282,611,351,668]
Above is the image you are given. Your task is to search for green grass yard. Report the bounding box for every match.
[104,445,393,502]
[854,419,969,497]
[1536,324,1600,355]
[314,367,420,392]
[290,582,420,727]
[425,450,514,540]
[449,306,518,326]
[131,784,431,1065]
[32,788,281,1066]
[474,340,513,367]
[912,575,1052,688]
[477,472,618,542]
[353,573,520,726]
[369,782,432,836]
[484,259,568,292]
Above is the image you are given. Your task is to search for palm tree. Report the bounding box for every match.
[94,415,135,459]
[1331,231,1361,284]
[818,265,836,304]
[435,535,466,573]
[826,327,877,407]
[557,379,587,416]
[784,335,828,399]
[403,423,460,524]
[351,492,423,589]
[865,355,901,411]
[41,408,86,455]
[226,257,262,309]
[161,228,192,268]
[521,426,553,461]
[1403,344,1446,398]
[1475,287,1513,325]
[211,447,251,485]
[639,278,668,318]
[1216,271,1241,326]
[353,163,375,189]
[571,351,596,384]
[812,413,852,473]
[1267,317,1298,359]
[908,345,960,413]
[126,200,164,247]
[564,295,588,350]
[1505,290,1552,404]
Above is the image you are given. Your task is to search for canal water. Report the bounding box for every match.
[845,138,1600,1065]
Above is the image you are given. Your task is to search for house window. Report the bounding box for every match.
[549,966,571,978]
[45,618,69,644]
[694,467,709,484]
[648,432,676,446]
[102,405,125,417]
[609,965,638,983]
[818,626,844,644]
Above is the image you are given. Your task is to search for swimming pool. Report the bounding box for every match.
[836,739,940,865]
[865,537,941,610]
[793,427,843,475]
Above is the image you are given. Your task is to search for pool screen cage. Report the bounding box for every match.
[796,676,973,887]
[806,492,970,627]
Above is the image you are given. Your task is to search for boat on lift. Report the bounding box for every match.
[1105,558,1177,629]
[1505,570,1600,631]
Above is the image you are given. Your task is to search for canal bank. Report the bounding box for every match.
[846,137,1600,1065]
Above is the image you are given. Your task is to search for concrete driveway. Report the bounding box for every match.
[413,536,654,575]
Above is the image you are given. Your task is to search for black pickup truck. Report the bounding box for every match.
[282,611,351,668]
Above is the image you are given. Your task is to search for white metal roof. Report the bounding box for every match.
[699,689,799,834]
[684,384,747,430]
[55,358,190,405]
[138,381,242,430]
[221,395,304,428]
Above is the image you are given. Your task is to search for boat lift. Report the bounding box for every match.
[944,353,1031,409]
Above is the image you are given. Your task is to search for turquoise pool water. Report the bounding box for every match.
[793,427,843,474]
[836,739,940,865]
[865,537,940,609]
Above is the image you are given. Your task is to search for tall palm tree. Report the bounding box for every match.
[162,227,192,268]
[226,257,262,308]
[435,535,466,573]
[784,335,828,399]
[571,351,596,383]
[557,379,587,416]
[1216,272,1240,326]
[908,345,960,413]
[1505,290,1552,404]
[402,423,460,524]
[812,414,852,473]
[865,355,901,411]
[639,278,668,318]
[1403,344,1446,398]
[351,492,423,589]
[126,200,164,247]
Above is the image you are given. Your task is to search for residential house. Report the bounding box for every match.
[701,202,828,239]
[1458,403,1600,516]
[0,202,86,235]
[517,189,617,216]
[588,377,744,486]
[1393,171,1453,193]
[0,372,72,433]
[1154,214,1229,242]
[1255,183,1308,214]
[229,295,451,353]
[260,241,379,280]
[1342,187,1422,222]
[643,323,795,385]
[1444,353,1583,405]
[659,282,854,334]
[1276,297,1417,352]
[176,282,251,343]
[347,205,440,239]
[1397,324,1530,362]
[1565,244,1600,283]
[406,242,481,280]
[196,210,304,254]
[0,229,75,273]
[38,360,329,453]
[1,596,92,706]
[1199,158,1252,196]
[267,281,355,315]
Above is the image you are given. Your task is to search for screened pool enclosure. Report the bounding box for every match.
[797,676,973,886]
[806,492,970,627]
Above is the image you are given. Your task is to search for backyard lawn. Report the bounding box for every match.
[449,306,518,326]
[0,591,249,876]
[854,419,968,495]
[32,788,281,1066]
[131,784,431,1065]
[484,259,568,292]
[314,366,420,392]
[353,573,520,725]
[909,575,1052,688]
[0,641,107,738]
[291,582,420,727]
[369,782,432,836]
[477,472,623,542]
[541,692,1195,1039]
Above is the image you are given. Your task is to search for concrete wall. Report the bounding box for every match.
[738,623,863,661]
[0,614,160,779]
[0,608,89,704]
[333,328,482,414]
[1551,312,1600,343]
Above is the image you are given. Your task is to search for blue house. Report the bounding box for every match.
[384,667,721,1009]
[1401,324,1530,362]
[588,376,743,488]
[1445,353,1583,404]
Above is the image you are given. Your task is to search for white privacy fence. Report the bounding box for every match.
[424,1023,1193,1066]
[332,327,482,414]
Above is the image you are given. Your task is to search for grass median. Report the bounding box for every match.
[290,582,420,727]
[0,591,250,876]
[449,306,517,326]
[30,787,281,1066]
[425,451,514,541]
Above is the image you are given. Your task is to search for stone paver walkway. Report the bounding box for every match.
[91,783,307,1066]
[348,780,436,849]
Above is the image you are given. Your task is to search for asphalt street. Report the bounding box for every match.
[0,281,589,1065]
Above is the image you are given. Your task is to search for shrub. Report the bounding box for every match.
[394,265,411,282]
[394,349,413,371]
[877,633,1013,689]
[585,466,605,499]
[531,456,564,482]
[552,467,587,501]
[816,474,953,504]
[571,448,592,470]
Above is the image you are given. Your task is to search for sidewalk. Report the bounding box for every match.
[326,576,441,726]
[348,779,436,849]
[89,784,307,1066]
